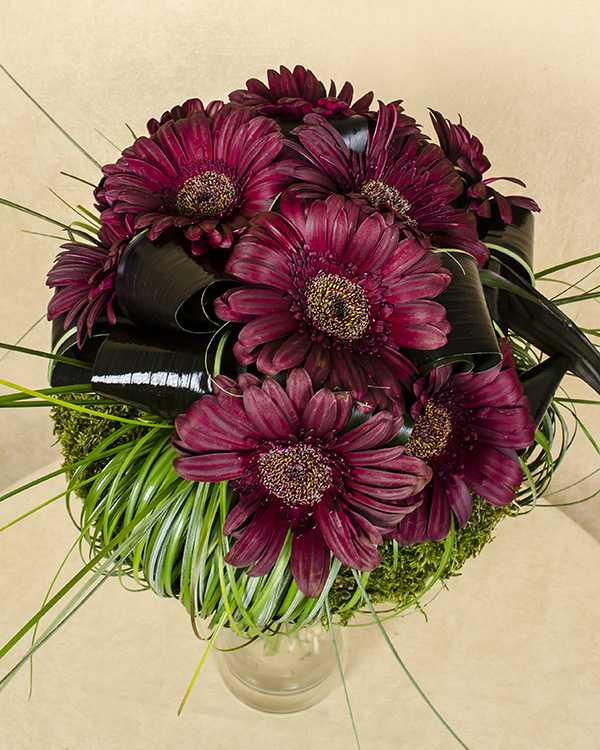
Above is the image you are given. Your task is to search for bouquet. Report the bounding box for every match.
[2,64,599,745]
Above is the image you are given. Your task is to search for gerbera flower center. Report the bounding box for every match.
[404,401,452,461]
[258,444,332,507]
[175,171,237,219]
[305,272,371,340]
[360,179,415,225]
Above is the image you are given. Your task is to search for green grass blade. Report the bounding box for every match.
[94,129,122,151]
[486,243,536,286]
[325,598,361,750]
[0,482,176,663]
[0,315,46,363]
[47,188,95,223]
[536,250,600,279]
[177,614,226,715]
[0,197,74,230]
[1,502,170,692]
[0,497,57,533]
[0,342,93,369]
[351,570,471,750]
[0,378,170,427]
[0,200,97,244]
[0,63,101,168]
[60,172,97,188]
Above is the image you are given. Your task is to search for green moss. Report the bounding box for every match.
[328,503,509,624]
[51,394,151,496]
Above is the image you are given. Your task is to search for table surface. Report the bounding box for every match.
[1,463,599,750]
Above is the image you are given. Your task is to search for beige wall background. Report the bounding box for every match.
[1,3,600,749]
[1,0,599,526]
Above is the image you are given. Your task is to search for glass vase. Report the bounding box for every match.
[214,623,343,713]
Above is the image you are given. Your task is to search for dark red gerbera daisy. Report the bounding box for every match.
[146,98,224,135]
[393,341,535,544]
[215,194,451,407]
[172,369,431,597]
[99,105,297,252]
[429,109,540,223]
[46,221,130,346]
[229,64,374,118]
[289,103,489,266]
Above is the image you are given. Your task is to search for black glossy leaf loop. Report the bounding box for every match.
[91,325,244,420]
[409,252,501,375]
[482,268,600,396]
[115,230,238,334]
[519,354,572,429]
[481,207,535,326]
[49,315,109,387]
[479,206,535,276]
[275,114,369,154]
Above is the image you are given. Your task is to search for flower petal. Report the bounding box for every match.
[291,526,330,598]
[173,452,248,481]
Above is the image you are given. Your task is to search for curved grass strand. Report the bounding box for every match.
[0,64,101,168]
[0,482,178,664]
[486,244,536,286]
[346,519,456,625]
[1,498,174,692]
[0,436,142,505]
[0,315,47,363]
[27,489,122,695]
[325,598,361,750]
[351,571,471,750]
[536,250,600,278]
[0,343,93,370]
[0,378,171,427]
[177,614,227,716]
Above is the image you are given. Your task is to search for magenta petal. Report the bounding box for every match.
[335,412,398,452]
[347,465,422,490]
[304,344,332,387]
[255,338,287,375]
[216,288,289,322]
[344,213,396,269]
[329,348,367,399]
[347,477,426,502]
[425,479,453,541]
[227,246,293,290]
[345,446,413,469]
[271,332,313,370]
[395,494,429,545]
[262,377,301,433]
[286,368,314,415]
[333,392,353,432]
[173,452,247,481]
[317,498,380,571]
[301,389,338,436]
[462,445,522,506]
[223,496,263,535]
[379,346,418,385]
[345,488,419,527]
[291,526,330,598]
[247,516,289,577]
[238,312,298,349]
[225,502,284,569]
[443,474,473,527]
[175,397,258,451]
[243,385,295,439]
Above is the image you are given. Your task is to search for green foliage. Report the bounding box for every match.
[329,503,508,625]
[50,395,509,630]
[51,393,152,492]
